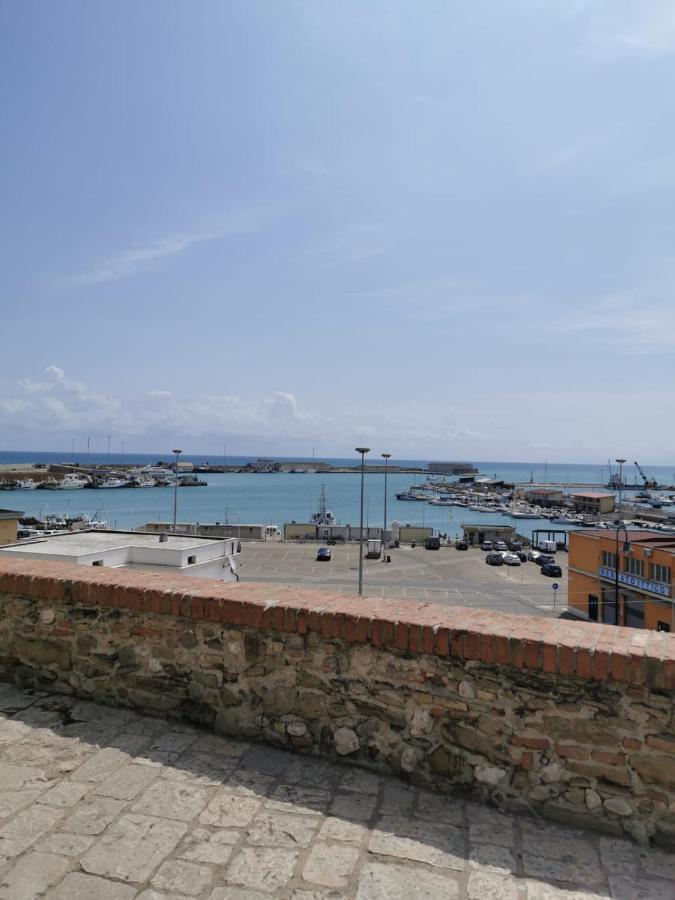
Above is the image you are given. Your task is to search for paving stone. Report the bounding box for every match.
[467,871,519,900]
[0,851,70,900]
[150,728,200,754]
[339,769,381,795]
[638,845,675,880]
[369,816,465,871]
[38,833,95,857]
[176,826,239,864]
[599,836,638,876]
[137,892,193,900]
[70,748,130,783]
[303,842,359,888]
[81,813,187,882]
[226,847,299,892]
[468,842,516,875]
[290,891,344,900]
[466,803,514,846]
[247,810,320,848]
[199,788,261,827]
[241,746,293,776]
[284,758,340,787]
[108,732,155,754]
[45,872,137,899]
[330,791,377,822]
[162,752,237,786]
[609,874,675,900]
[0,686,39,713]
[0,805,63,857]
[319,816,366,843]
[355,861,461,899]
[94,763,159,800]
[521,852,603,887]
[61,796,125,835]
[380,782,414,816]
[0,763,56,792]
[524,884,611,900]
[266,785,331,816]
[225,768,275,797]
[414,791,464,826]
[191,734,249,757]
[521,823,601,874]
[38,781,91,807]
[132,780,211,821]
[152,859,214,896]
[207,889,271,900]
[0,790,41,818]
[0,719,32,744]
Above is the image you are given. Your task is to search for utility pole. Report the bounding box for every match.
[355,447,370,595]
[381,453,391,550]
[172,449,182,531]
[107,435,111,466]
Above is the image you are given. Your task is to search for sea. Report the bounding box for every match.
[2,452,674,539]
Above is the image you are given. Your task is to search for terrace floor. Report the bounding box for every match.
[0,684,672,900]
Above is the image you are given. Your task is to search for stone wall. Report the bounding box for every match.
[0,557,673,849]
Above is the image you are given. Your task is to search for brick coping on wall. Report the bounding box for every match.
[0,557,672,691]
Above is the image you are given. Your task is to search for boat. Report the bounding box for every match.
[94,477,127,489]
[41,474,89,490]
[14,479,39,490]
[311,484,336,526]
[396,489,432,501]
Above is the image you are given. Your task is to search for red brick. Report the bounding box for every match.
[395,622,409,651]
[592,750,626,766]
[576,649,592,679]
[592,649,610,681]
[556,743,589,760]
[622,737,641,750]
[434,627,450,656]
[646,735,675,754]
[494,635,509,665]
[513,736,550,750]
[542,643,557,673]
[558,645,576,676]
[520,751,533,770]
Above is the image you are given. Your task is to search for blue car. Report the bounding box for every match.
[316,547,332,561]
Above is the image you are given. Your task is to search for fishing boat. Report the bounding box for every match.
[13,479,39,490]
[41,473,89,490]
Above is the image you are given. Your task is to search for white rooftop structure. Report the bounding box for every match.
[0,530,239,582]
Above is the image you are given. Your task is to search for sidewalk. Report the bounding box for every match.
[0,684,672,899]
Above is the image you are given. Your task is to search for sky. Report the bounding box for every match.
[1,0,674,463]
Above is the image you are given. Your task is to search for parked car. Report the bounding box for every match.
[516,551,528,562]
[508,541,523,552]
[541,563,563,577]
[480,541,493,551]
[316,547,332,561]
[493,540,508,552]
[455,541,468,550]
[527,549,541,561]
[534,554,555,567]
[501,552,521,566]
[485,552,504,566]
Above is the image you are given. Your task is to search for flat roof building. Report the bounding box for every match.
[0,509,24,546]
[570,492,616,515]
[568,529,674,631]
[0,530,239,582]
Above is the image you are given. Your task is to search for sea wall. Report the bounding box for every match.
[0,558,673,848]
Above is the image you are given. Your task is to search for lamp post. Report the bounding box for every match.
[615,458,626,518]
[614,520,630,627]
[381,453,390,552]
[355,447,370,595]
[172,449,182,532]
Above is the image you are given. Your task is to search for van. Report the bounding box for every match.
[265,525,280,537]
[424,536,441,550]
[538,540,557,553]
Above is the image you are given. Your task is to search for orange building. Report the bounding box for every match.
[568,529,674,632]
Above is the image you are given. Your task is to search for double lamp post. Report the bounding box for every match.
[355,448,391,596]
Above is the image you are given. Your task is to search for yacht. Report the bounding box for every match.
[14,479,39,490]
[42,473,89,490]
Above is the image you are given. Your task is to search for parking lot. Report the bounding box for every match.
[238,542,569,619]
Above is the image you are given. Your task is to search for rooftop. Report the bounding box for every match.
[0,530,225,556]
[1,684,671,899]
[571,492,615,499]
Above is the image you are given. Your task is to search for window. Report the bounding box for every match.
[588,595,598,621]
[624,557,644,577]
[601,586,618,624]
[92,560,104,567]
[187,555,196,565]
[601,551,617,569]
[624,596,645,629]
[657,621,671,632]
[649,563,672,584]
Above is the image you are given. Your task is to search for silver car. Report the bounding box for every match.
[501,552,521,566]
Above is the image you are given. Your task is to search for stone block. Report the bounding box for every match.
[630,753,675,789]
[355,861,460,900]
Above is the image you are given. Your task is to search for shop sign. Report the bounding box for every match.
[598,566,670,598]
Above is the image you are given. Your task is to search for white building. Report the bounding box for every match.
[0,530,239,582]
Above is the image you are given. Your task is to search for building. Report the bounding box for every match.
[0,509,23,546]
[142,522,268,541]
[570,492,616,515]
[461,523,516,547]
[523,488,565,508]
[568,529,674,631]
[428,461,478,475]
[0,530,240,582]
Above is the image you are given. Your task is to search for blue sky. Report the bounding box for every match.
[1,1,674,463]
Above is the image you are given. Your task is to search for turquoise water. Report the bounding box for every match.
[3,452,674,538]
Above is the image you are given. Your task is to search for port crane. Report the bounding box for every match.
[634,460,657,488]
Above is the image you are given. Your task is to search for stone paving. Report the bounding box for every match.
[0,684,672,900]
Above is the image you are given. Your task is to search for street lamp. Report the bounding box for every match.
[355,447,370,595]
[615,458,626,517]
[613,520,630,627]
[172,449,182,532]
[381,453,391,553]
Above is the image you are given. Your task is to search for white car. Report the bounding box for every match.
[501,552,521,566]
